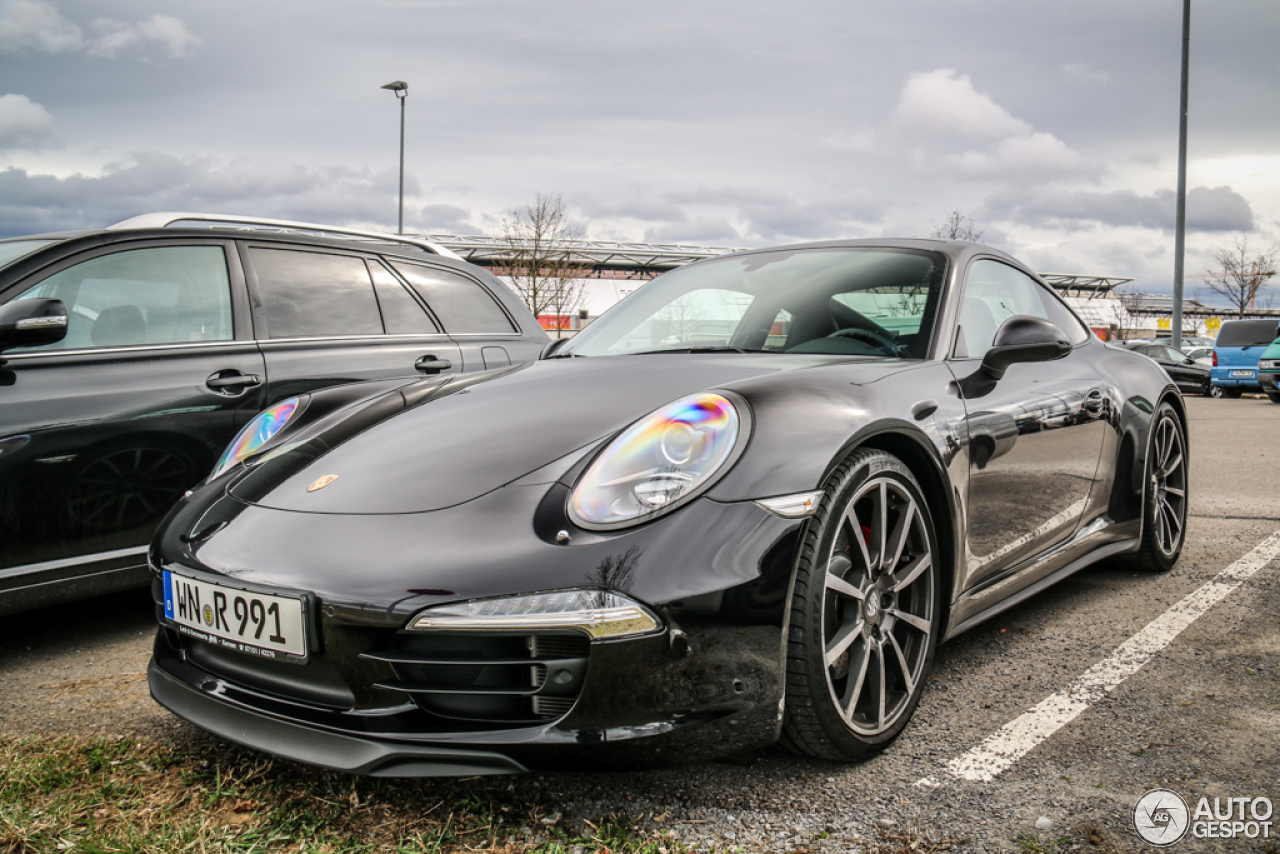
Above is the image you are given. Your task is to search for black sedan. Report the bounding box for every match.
[1121,340,1211,395]
[148,239,1188,775]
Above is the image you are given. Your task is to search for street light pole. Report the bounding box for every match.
[1171,0,1190,351]
[381,80,408,235]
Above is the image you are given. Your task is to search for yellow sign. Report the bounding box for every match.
[1157,317,1171,330]
[1206,317,1221,331]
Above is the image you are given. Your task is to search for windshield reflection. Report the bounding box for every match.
[563,247,947,360]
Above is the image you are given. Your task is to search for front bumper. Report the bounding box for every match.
[149,657,528,776]
[1259,370,1278,394]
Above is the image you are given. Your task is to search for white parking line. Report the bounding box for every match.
[917,529,1280,788]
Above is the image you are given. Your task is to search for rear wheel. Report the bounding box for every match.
[1120,403,1187,572]
[781,449,940,760]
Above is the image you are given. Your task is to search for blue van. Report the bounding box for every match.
[1211,318,1280,398]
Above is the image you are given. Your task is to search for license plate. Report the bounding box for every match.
[1230,369,1254,377]
[163,570,308,660]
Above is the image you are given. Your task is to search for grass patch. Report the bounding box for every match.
[0,736,682,853]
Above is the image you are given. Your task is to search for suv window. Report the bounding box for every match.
[12,246,232,351]
[390,262,517,334]
[1216,320,1279,348]
[955,260,1089,358]
[369,261,440,335]
[251,248,383,339]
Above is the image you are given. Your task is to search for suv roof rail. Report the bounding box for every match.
[107,212,462,260]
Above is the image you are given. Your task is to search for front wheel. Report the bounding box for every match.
[1268,393,1280,405]
[781,449,941,760]
[1209,385,1224,398]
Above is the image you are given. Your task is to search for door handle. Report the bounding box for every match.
[414,355,453,375]
[206,370,263,393]
[1083,388,1105,416]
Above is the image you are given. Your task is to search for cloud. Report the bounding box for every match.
[0,153,441,237]
[0,93,54,149]
[88,14,200,59]
[891,68,1031,142]
[889,68,1096,181]
[983,185,1254,233]
[0,0,79,52]
[0,0,199,58]
[1062,63,1110,85]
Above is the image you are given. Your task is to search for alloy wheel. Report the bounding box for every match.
[820,475,935,737]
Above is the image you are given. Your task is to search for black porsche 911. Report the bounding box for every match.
[147,239,1188,775]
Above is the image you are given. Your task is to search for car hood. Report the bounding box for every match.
[229,354,851,514]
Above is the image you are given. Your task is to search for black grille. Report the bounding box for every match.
[360,632,589,725]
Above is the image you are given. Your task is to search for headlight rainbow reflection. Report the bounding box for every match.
[211,398,301,480]
[570,393,746,529]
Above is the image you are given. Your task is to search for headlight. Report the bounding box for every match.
[569,392,749,529]
[210,397,303,480]
[408,590,662,640]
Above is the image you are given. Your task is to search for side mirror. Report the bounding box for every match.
[539,337,571,359]
[980,315,1071,381]
[0,299,68,354]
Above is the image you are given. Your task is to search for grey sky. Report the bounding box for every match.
[1,0,1278,299]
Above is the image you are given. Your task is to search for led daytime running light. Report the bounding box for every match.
[408,590,662,640]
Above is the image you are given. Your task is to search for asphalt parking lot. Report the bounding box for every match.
[1,394,1277,853]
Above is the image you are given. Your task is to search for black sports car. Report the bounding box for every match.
[148,239,1189,775]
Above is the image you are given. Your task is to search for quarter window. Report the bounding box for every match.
[369,261,440,335]
[250,248,383,339]
[11,246,232,351]
[390,262,516,334]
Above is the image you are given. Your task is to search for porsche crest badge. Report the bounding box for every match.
[307,474,339,492]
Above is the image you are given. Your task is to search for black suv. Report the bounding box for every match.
[0,213,548,615]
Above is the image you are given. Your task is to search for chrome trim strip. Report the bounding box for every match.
[1,340,250,360]
[0,545,148,581]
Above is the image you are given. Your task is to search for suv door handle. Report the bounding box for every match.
[206,370,263,393]
[414,355,453,375]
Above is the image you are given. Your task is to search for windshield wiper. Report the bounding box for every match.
[627,346,764,355]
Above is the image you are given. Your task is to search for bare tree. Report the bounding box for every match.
[930,209,983,242]
[1110,287,1145,340]
[497,193,589,337]
[1202,235,1279,318]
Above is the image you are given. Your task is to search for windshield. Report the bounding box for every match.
[563,247,946,359]
[0,239,55,270]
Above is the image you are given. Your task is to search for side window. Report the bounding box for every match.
[389,262,516,334]
[250,248,383,339]
[12,246,232,351]
[954,259,1089,358]
[1165,347,1189,363]
[369,261,440,335]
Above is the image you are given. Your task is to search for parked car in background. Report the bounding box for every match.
[148,238,1188,775]
[1210,319,1280,398]
[1257,336,1280,403]
[1123,341,1210,395]
[1184,347,1213,367]
[0,213,548,615]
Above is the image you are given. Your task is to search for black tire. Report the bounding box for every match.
[1268,393,1280,405]
[1209,385,1224,398]
[1224,388,1242,399]
[781,448,941,761]
[1118,403,1188,572]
